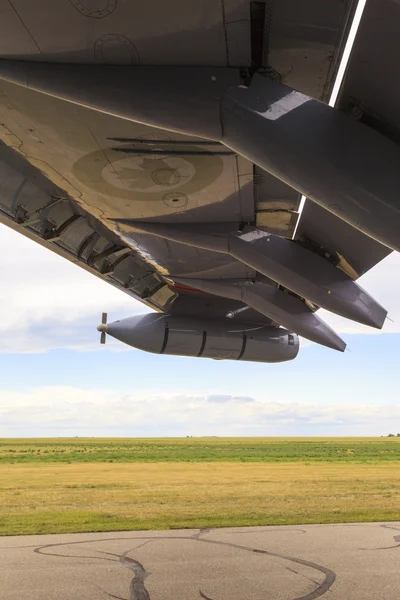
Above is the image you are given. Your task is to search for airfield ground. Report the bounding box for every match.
[1,437,400,535]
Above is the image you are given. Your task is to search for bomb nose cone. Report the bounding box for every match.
[97,323,108,333]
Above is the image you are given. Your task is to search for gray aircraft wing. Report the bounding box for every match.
[0,0,397,362]
[294,0,398,279]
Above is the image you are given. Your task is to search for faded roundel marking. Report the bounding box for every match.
[73,146,224,202]
[151,168,180,187]
[69,0,117,19]
[101,155,193,195]
[94,34,140,65]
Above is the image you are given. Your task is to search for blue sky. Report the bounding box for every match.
[0,224,399,437]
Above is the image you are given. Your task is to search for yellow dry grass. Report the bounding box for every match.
[1,461,400,535]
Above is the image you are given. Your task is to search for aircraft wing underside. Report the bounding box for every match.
[0,0,398,362]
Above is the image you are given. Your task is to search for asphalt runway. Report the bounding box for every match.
[2,523,400,599]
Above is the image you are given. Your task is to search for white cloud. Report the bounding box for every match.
[0,225,150,353]
[0,223,399,354]
[1,386,399,437]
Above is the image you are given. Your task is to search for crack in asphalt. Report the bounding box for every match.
[88,580,127,600]
[192,528,212,539]
[31,528,336,600]
[120,554,151,600]
[376,524,400,550]
[223,527,307,536]
[0,527,309,551]
[359,524,400,551]
[285,567,321,588]
[77,546,153,600]
[199,590,215,600]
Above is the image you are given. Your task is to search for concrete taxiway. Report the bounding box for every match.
[1,523,400,599]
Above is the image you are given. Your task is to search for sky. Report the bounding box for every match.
[2,0,399,438]
[1,222,400,438]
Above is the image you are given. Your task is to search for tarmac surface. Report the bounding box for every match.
[1,522,400,599]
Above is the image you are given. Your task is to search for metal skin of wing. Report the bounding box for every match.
[0,0,396,363]
[1,62,400,251]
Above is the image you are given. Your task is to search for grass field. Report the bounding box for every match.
[1,438,400,536]
[1,437,400,463]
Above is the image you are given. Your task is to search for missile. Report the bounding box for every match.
[173,277,346,352]
[1,62,400,249]
[115,222,387,329]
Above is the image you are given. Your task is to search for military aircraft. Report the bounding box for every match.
[0,0,397,363]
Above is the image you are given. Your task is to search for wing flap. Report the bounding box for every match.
[337,0,400,143]
[295,201,391,280]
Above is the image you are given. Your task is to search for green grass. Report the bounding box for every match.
[3,509,400,537]
[1,438,400,536]
[1,437,400,463]
[1,461,400,536]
